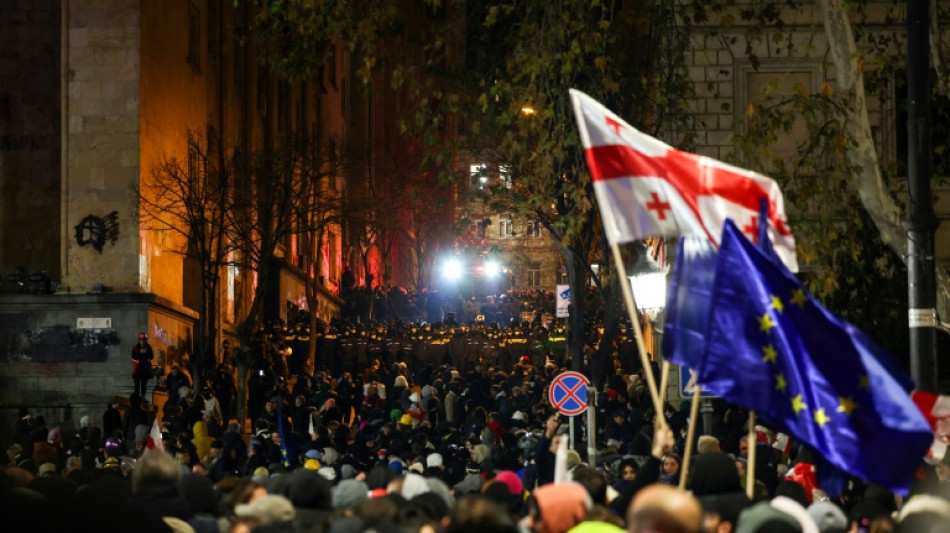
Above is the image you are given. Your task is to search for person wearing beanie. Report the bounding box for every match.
[735,501,801,533]
[333,479,369,509]
[234,494,296,528]
[454,462,485,495]
[525,482,590,533]
[807,501,848,533]
[425,452,448,482]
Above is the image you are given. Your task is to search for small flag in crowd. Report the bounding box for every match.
[691,220,931,493]
[277,398,300,470]
[569,89,798,271]
[146,418,163,451]
[911,391,950,463]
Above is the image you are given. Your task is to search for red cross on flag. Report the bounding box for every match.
[570,89,798,271]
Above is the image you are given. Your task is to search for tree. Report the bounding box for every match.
[138,127,234,388]
[229,132,344,424]
[244,1,697,385]
[395,1,694,383]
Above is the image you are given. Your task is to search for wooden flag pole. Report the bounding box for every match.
[610,243,664,420]
[658,361,671,405]
[678,384,703,490]
[746,411,757,500]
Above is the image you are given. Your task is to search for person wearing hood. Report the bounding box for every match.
[407,392,426,429]
[191,420,214,461]
[524,482,590,533]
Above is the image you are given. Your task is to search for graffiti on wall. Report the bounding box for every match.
[74,211,119,253]
[0,314,119,363]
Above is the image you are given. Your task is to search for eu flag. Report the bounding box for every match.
[276,397,300,470]
[663,235,718,369]
[697,220,932,493]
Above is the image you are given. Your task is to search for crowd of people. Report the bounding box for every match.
[4,303,950,533]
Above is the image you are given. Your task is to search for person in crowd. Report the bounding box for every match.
[131,331,155,400]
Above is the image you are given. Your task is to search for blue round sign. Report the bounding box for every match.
[549,371,590,416]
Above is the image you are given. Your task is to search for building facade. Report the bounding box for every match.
[0,0,364,441]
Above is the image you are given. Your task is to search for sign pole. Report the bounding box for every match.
[569,416,575,450]
[587,386,597,467]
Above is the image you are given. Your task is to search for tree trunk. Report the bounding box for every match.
[820,0,950,321]
[564,249,587,374]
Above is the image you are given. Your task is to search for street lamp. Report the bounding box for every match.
[628,242,668,321]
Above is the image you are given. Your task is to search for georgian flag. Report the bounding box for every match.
[569,89,798,271]
[912,391,950,463]
[146,418,163,451]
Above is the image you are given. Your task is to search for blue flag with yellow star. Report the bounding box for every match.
[276,397,300,470]
[697,220,932,494]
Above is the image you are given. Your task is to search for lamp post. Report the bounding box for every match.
[628,241,669,402]
[628,242,668,322]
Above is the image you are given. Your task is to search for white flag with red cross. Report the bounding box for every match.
[569,89,798,271]
[912,391,950,463]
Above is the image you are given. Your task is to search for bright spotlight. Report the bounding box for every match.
[483,260,500,277]
[443,258,464,281]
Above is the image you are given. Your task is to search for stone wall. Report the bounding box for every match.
[63,0,142,293]
[0,0,62,279]
[0,292,196,446]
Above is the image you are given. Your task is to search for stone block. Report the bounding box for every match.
[708,130,733,146]
[708,67,731,79]
[689,66,706,82]
[696,114,717,129]
[719,113,734,130]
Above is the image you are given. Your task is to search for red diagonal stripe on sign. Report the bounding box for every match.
[554,379,585,410]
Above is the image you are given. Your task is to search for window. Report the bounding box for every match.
[499,216,513,238]
[527,221,543,238]
[500,165,512,189]
[206,0,218,58]
[470,163,488,188]
[187,4,201,71]
[526,268,541,287]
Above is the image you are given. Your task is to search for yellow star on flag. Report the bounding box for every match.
[791,289,808,308]
[814,408,831,428]
[758,312,777,333]
[762,344,778,363]
[791,394,807,415]
[774,373,787,392]
[837,396,857,416]
[769,294,784,314]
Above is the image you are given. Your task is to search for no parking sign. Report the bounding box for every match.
[549,371,590,416]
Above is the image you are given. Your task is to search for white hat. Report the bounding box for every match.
[234,494,296,525]
[318,466,337,481]
[409,393,421,403]
[511,411,526,421]
[408,462,425,474]
[426,453,443,468]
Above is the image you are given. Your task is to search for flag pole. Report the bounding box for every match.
[678,384,703,490]
[658,361,671,405]
[610,243,664,421]
[746,411,757,500]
